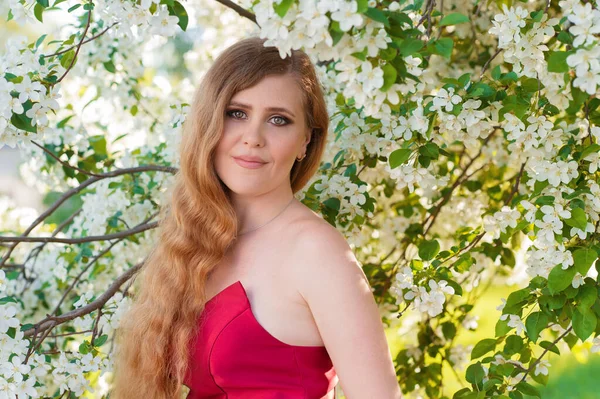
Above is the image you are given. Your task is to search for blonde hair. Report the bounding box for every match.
[110,36,330,398]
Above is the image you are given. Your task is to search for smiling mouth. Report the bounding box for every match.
[233,157,267,169]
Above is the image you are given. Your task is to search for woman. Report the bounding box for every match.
[111,36,402,399]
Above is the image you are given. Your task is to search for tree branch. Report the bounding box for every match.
[42,22,119,59]
[0,220,158,244]
[23,261,144,338]
[0,165,175,266]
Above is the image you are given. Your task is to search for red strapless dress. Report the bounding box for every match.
[183,280,338,398]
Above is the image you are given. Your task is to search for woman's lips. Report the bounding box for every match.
[233,157,267,169]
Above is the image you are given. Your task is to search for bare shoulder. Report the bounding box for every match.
[288,215,402,397]
[291,216,368,286]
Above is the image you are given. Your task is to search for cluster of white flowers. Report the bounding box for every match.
[525,243,574,279]
[482,205,520,239]
[562,1,600,94]
[79,179,132,236]
[401,279,456,317]
[314,173,370,220]
[0,38,62,149]
[499,313,526,335]
[385,163,430,194]
[51,351,108,397]
[488,5,559,78]
[528,158,579,187]
[0,270,41,397]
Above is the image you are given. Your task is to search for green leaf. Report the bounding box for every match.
[531,10,544,22]
[581,143,600,160]
[525,312,549,343]
[418,239,440,261]
[547,51,572,73]
[433,38,454,59]
[572,307,597,341]
[35,34,47,50]
[34,3,44,22]
[356,0,368,13]
[389,149,411,168]
[398,38,424,57]
[576,284,596,310]
[60,49,76,69]
[517,382,540,398]
[11,112,37,134]
[168,1,188,31]
[274,0,294,18]
[364,7,389,27]
[534,195,555,206]
[465,362,485,384]
[504,334,524,355]
[0,296,18,305]
[564,207,587,231]
[381,63,397,92]
[103,61,116,73]
[573,248,598,276]
[419,142,439,159]
[539,340,560,355]
[328,22,344,46]
[442,321,457,340]
[471,338,497,359]
[439,12,469,26]
[323,197,340,211]
[79,340,92,354]
[492,65,501,80]
[67,3,81,12]
[93,334,108,346]
[503,287,531,314]
[89,135,108,157]
[36,0,49,7]
[547,264,576,295]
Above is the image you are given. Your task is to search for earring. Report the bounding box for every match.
[296,153,306,161]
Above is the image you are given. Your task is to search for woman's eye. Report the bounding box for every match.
[227,110,246,119]
[226,110,289,126]
[271,116,289,126]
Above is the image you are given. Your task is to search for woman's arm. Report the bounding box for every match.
[292,221,403,399]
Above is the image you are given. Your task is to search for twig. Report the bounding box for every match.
[0,220,158,244]
[32,140,103,177]
[56,0,94,84]
[42,23,119,59]
[23,261,144,338]
[479,48,503,79]
[518,326,573,383]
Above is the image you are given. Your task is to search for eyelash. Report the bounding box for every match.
[225,109,291,126]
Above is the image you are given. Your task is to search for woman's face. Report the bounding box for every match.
[214,74,311,196]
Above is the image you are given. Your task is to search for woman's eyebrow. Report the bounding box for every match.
[228,101,296,118]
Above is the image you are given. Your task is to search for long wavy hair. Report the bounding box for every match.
[109,36,330,398]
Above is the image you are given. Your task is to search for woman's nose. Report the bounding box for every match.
[242,120,266,147]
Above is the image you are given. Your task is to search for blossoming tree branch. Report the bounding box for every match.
[1,0,599,397]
